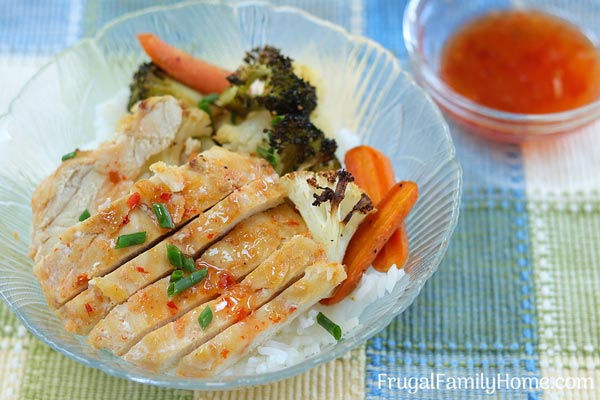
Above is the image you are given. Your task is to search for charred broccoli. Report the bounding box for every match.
[128,62,203,111]
[259,113,339,175]
[219,46,317,116]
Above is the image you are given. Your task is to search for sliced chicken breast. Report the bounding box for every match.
[175,261,346,377]
[123,235,325,369]
[30,96,211,261]
[57,176,285,334]
[87,205,308,355]
[34,147,271,309]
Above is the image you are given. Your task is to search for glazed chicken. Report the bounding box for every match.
[34,146,271,309]
[176,261,346,377]
[61,177,288,336]
[88,205,308,356]
[30,96,210,262]
[123,235,325,369]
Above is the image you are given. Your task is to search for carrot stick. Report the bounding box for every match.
[320,181,418,305]
[137,33,231,95]
[344,145,409,272]
[344,146,395,204]
[372,223,408,272]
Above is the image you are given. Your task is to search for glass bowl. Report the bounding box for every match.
[404,0,600,142]
[0,0,461,390]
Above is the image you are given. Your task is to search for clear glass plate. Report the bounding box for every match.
[0,0,461,390]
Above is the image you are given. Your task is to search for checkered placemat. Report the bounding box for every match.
[1,1,600,399]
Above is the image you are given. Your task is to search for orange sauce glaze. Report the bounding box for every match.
[440,10,600,114]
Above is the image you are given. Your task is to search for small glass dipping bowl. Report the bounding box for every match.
[403,0,600,142]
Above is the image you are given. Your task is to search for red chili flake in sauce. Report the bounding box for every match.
[218,273,236,289]
[76,274,89,285]
[166,301,178,310]
[207,232,216,240]
[135,266,148,274]
[286,219,300,226]
[159,192,172,202]
[121,214,130,226]
[127,192,141,209]
[84,303,93,313]
[108,170,122,184]
[221,349,230,358]
[235,307,250,321]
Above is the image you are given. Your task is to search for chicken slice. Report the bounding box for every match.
[175,261,346,377]
[34,147,271,309]
[87,204,308,355]
[30,96,211,262]
[57,176,285,334]
[123,235,325,370]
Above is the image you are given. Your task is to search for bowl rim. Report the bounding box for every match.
[0,0,462,390]
[402,0,600,127]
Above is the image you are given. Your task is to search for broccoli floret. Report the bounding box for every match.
[128,62,203,111]
[219,46,317,116]
[262,113,339,175]
[281,170,375,262]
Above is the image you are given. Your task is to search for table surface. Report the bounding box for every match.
[1,1,600,399]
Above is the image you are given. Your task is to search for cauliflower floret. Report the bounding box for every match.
[213,110,271,154]
[281,170,374,262]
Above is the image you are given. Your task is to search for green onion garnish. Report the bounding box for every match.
[182,255,196,273]
[167,244,184,268]
[317,312,342,341]
[152,203,174,229]
[166,244,196,272]
[198,306,213,329]
[230,112,238,125]
[198,93,219,124]
[167,268,208,296]
[169,269,184,282]
[114,232,146,249]
[256,146,278,168]
[78,209,91,222]
[61,150,77,162]
[271,115,284,126]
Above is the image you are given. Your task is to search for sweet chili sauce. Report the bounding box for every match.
[440,10,600,114]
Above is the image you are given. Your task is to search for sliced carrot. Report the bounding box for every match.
[137,33,231,95]
[344,146,395,204]
[372,223,408,272]
[320,181,418,305]
[344,145,409,272]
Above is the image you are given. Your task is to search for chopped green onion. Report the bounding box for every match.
[317,312,342,341]
[166,244,195,271]
[167,268,208,296]
[166,244,184,268]
[169,269,184,282]
[182,255,196,273]
[78,209,91,222]
[271,115,284,126]
[230,112,238,125]
[114,232,147,249]
[256,146,278,168]
[152,203,174,229]
[61,150,77,162]
[198,306,213,329]
[198,93,220,125]
[202,93,220,104]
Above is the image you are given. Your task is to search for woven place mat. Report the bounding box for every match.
[2,1,600,399]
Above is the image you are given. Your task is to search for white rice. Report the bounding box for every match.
[92,92,411,375]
